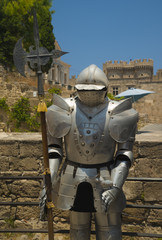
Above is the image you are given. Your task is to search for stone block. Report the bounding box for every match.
[133,143,139,159]
[123,181,143,201]
[14,219,33,229]
[0,156,9,171]
[19,142,42,158]
[16,206,39,220]
[7,180,41,198]
[133,158,162,178]
[9,157,39,171]
[138,142,162,159]
[144,182,162,201]
[0,141,19,157]
[147,209,162,226]
[0,220,6,228]
[0,182,9,197]
[122,207,148,224]
[0,206,11,219]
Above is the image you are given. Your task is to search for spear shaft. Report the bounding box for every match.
[40,112,54,240]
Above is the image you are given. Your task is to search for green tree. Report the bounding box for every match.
[0,0,55,71]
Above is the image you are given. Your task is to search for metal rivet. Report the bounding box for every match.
[87,130,91,134]
[93,135,97,139]
[79,134,83,138]
[81,142,85,146]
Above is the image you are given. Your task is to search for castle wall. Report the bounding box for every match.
[103,59,162,124]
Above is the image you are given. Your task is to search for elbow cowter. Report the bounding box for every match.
[115,150,134,166]
[48,145,63,159]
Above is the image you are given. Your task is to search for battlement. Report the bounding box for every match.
[103,59,153,68]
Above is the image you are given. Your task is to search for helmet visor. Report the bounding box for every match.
[75,84,106,91]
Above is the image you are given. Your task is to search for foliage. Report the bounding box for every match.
[10,97,40,131]
[0,98,9,111]
[10,97,30,127]
[108,92,125,101]
[46,100,53,108]
[48,87,62,95]
[0,0,55,71]
[46,87,62,108]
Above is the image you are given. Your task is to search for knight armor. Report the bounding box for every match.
[45,64,138,240]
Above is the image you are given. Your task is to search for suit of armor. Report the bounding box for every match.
[46,65,138,240]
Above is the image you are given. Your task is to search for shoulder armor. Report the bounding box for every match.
[46,94,73,138]
[108,98,132,114]
[108,98,138,143]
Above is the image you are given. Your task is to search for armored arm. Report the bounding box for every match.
[47,131,63,186]
[45,94,72,183]
[111,126,136,189]
[102,130,136,207]
[102,99,138,207]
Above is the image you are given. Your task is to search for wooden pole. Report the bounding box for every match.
[39,109,54,240]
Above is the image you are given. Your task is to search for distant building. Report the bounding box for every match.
[103,59,162,124]
[103,59,154,95]
[44,40,71,86]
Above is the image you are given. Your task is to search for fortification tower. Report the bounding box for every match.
[103,59,153,95]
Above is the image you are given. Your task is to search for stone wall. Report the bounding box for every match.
[134,82,162,124]
[103,59,162,124]
[0,133,161,239]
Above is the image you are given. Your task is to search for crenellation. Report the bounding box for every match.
[103,59,153,68]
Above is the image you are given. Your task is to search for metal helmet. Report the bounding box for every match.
[75,64,108,90]
[75,64,108,107]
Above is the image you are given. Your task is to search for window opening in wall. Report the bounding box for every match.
[64,73,67,84]
[113,87,118,96]
[52,69,55,81]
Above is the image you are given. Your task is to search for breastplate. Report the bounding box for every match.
[64,101,116,164]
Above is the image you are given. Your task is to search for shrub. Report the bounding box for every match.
[10,97,40,131]
[48,87,61,95]
[108,93,125,101]
[0,98,9,111]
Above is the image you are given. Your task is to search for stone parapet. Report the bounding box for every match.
[0,131,161,239]
[103,59,154,69]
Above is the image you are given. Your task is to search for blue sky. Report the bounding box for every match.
[51,0,162,77]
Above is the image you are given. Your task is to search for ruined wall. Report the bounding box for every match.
[0,133,161,240]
